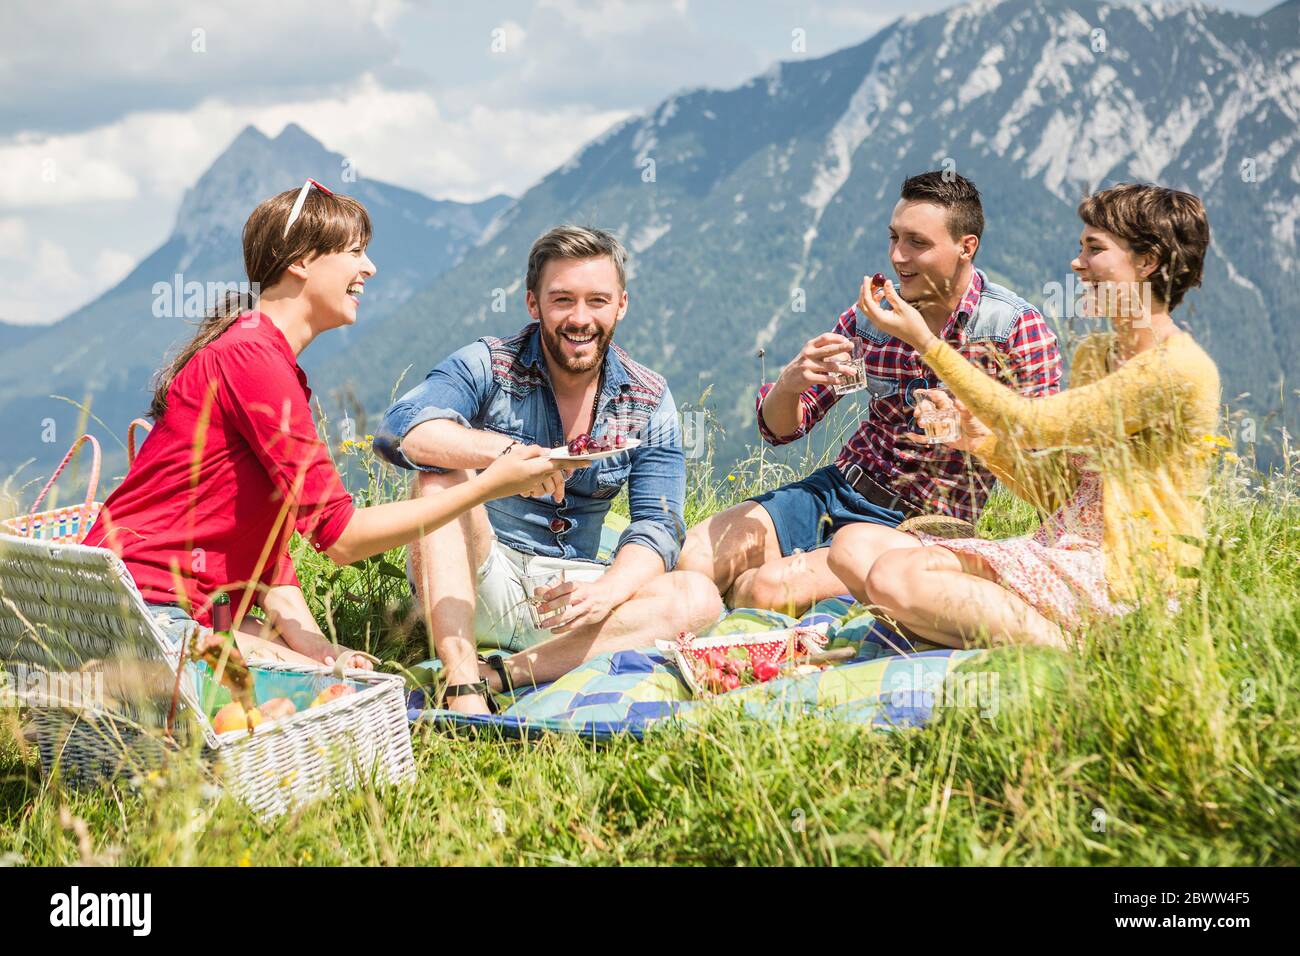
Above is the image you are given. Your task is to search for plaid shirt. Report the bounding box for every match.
[756,270,1062,524]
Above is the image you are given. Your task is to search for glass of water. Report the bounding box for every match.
[523,568,567,629]
[832,340,869,396]
[915,391,961,445]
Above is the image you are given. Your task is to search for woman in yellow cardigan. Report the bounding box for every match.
[827,184,1220,649]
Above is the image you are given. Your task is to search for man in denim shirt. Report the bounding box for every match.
[376,225,721,714]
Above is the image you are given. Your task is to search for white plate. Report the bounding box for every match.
[548,438,642,461]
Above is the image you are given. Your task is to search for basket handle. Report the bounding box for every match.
[126,418,153,465]
[24,433,101,536]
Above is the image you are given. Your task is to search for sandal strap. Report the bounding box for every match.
[484,655,514,693]
[441,680,498,714]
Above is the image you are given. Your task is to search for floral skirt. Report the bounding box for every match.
[913,467,1129,630]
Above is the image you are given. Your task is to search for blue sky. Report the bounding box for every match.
[0,0,1279,325]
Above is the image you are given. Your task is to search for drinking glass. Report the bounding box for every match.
[523,568,567,629]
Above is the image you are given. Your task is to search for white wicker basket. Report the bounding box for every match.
[0,532,415,821]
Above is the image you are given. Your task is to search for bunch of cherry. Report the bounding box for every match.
[697,647,781,694]
[566,432,627,456]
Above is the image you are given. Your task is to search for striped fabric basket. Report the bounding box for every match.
[1,434,102,544]
[0,533,415,821]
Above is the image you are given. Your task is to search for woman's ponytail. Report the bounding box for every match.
[148,289,254,419]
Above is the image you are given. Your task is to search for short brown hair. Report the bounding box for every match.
[525,224,627,294]
[900,171,985,248]
[1077,183,1209,310]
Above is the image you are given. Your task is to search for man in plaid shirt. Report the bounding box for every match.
[678,172,1061,613]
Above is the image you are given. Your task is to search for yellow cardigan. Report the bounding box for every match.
[921,331,1222,602]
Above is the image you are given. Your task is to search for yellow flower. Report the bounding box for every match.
[238,848,252,867]
[1224,452,1240,463]
[364,434,374,442]
[1133,509,1152,520]
[727,474,736,481]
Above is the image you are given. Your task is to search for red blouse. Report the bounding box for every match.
[84,312,355,626]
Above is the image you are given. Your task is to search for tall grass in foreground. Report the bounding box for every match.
[1,427,1297,865]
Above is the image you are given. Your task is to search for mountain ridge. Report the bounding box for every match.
[2,0,1296,489]
[319,0,1299,468]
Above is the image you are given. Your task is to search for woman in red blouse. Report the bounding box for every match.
[85,182,564,671]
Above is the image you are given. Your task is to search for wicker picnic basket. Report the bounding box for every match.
[0,532,415,821]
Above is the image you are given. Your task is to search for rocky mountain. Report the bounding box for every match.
[320,0,1300,470]
[0,123,509,483]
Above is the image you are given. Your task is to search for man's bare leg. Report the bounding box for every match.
[488,570,723,690]
[677,502,785,604]
[409,469,495,714]
[681,502,916,616]
[727,549,849,616]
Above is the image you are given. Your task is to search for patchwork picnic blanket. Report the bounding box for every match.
[409,598,989,740]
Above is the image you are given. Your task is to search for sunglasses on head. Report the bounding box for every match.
[283,178,334,238]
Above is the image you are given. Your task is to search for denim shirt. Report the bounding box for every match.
[375,323,686,570]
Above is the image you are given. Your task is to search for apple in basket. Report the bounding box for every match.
[212,702,248,735]
[309,684,357,709]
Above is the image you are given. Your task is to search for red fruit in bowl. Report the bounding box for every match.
[721,673,741,692]
[703,650,726,670]
[724,659,746,677]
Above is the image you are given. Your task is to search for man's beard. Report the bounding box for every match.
[538,319,613,374]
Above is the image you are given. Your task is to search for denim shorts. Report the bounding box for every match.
[749,464,905,557]
[146,602,201,648]
[404,540,608,655]
[473,540,607,653]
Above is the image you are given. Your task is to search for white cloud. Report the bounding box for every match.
[0,216,26,255]
[1,0,404,133]
[0,75,631,213]
[0,131,141,208]
[0,237,94,323]
[92,248,136,288]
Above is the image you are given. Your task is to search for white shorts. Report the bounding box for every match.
[474,540,607,653]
